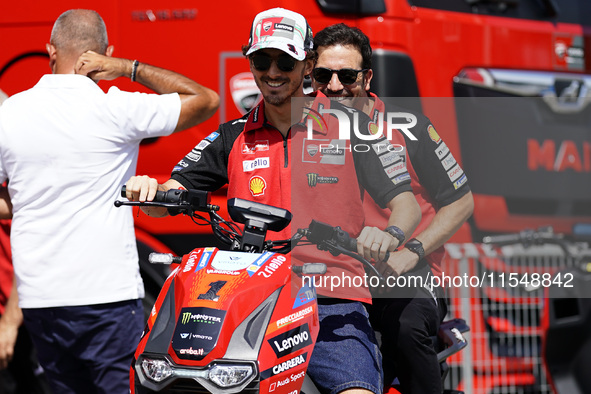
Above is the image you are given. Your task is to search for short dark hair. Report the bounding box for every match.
[313,23,372,70]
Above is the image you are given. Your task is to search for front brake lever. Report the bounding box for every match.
[113,200,192,216]
[323,241,385,283]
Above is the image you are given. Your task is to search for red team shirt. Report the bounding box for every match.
[172,93,413,302]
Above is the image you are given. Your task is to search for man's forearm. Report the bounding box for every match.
[2,277,22,327]
[0,187,11,220]
[414,191,474,255]
[386,191,422,245]
[75,51,220,133]
[133,63,220,132]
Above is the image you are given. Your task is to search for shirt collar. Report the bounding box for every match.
[368,92,385,121]
[243,91,334,137]
[34,74,103,91]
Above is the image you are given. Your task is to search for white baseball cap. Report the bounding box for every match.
[246,8,313,61]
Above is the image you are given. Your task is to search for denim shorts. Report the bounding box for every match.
[307,299,383,394]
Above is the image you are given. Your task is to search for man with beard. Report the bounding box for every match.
[311,23,474,394]
[126,8,422,394]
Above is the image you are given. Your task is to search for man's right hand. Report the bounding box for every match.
[0,318,18,369]
[125,176,184,217]
[75,51,128,82]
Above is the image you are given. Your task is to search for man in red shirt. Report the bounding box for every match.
[126,8,422,394]
[311,23,474,393]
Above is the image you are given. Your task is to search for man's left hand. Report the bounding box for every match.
[357,226,399,263]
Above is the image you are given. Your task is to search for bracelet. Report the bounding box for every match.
[130,60,139,82]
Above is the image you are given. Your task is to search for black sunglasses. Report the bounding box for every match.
[312,67,368,85]
[250,54,297,72]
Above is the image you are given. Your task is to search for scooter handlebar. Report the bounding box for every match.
[117,186,218,214]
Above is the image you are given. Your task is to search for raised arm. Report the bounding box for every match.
[75,51,220,132]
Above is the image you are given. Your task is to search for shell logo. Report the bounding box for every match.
[427,125,441,144]
[369,122,380,135]
[249,176,267,197]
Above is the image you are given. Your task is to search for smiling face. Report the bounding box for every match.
[249,48,313,108]
[312,44,373,102]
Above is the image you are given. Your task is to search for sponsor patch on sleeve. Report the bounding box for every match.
[205,132,220,142]
[392,173,411,185]
[453,173,468,189]
[435,142,449,160]
[378,151,402,167]
[427,125,441,144]
[440,153,457,171]
[196,140,211,150]
[385,161,407,179]
[447,164,464,182]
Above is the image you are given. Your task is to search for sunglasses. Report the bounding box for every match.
[250,54,297,72]
[312,67,368,85]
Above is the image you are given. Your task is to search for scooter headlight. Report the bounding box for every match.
[141,358,173,382]
[208,364,254,387]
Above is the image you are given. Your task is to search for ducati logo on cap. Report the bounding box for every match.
[263,21,272,32]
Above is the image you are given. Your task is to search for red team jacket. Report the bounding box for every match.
[171,93,413,302]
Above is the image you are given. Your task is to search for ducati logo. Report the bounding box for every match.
[230,72,261,115]
[263,21,272,32]
[307,144,319,157]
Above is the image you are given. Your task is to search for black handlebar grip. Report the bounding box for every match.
[339,231,358,252]
[120,185,167,202]
[154,190,167,202]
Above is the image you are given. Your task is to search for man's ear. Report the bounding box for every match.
[105,45,114,57]
[304,58,314,76]
[363,69,373,92]
[46,43,57,71]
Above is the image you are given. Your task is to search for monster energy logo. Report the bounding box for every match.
[181,312,222,325]
[307,173,338,187]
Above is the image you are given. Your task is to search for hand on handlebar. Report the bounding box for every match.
[375,248,420,279]
[125,175,160,202]
[124,175,184,217]
[356,226,399,264]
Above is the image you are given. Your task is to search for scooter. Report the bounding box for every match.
[115,188,469,394]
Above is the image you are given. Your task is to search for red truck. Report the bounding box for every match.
[1,0,590,393]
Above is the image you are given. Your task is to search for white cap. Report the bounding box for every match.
[246,8,313,61]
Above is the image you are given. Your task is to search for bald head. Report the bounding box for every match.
[50,9,109,58]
